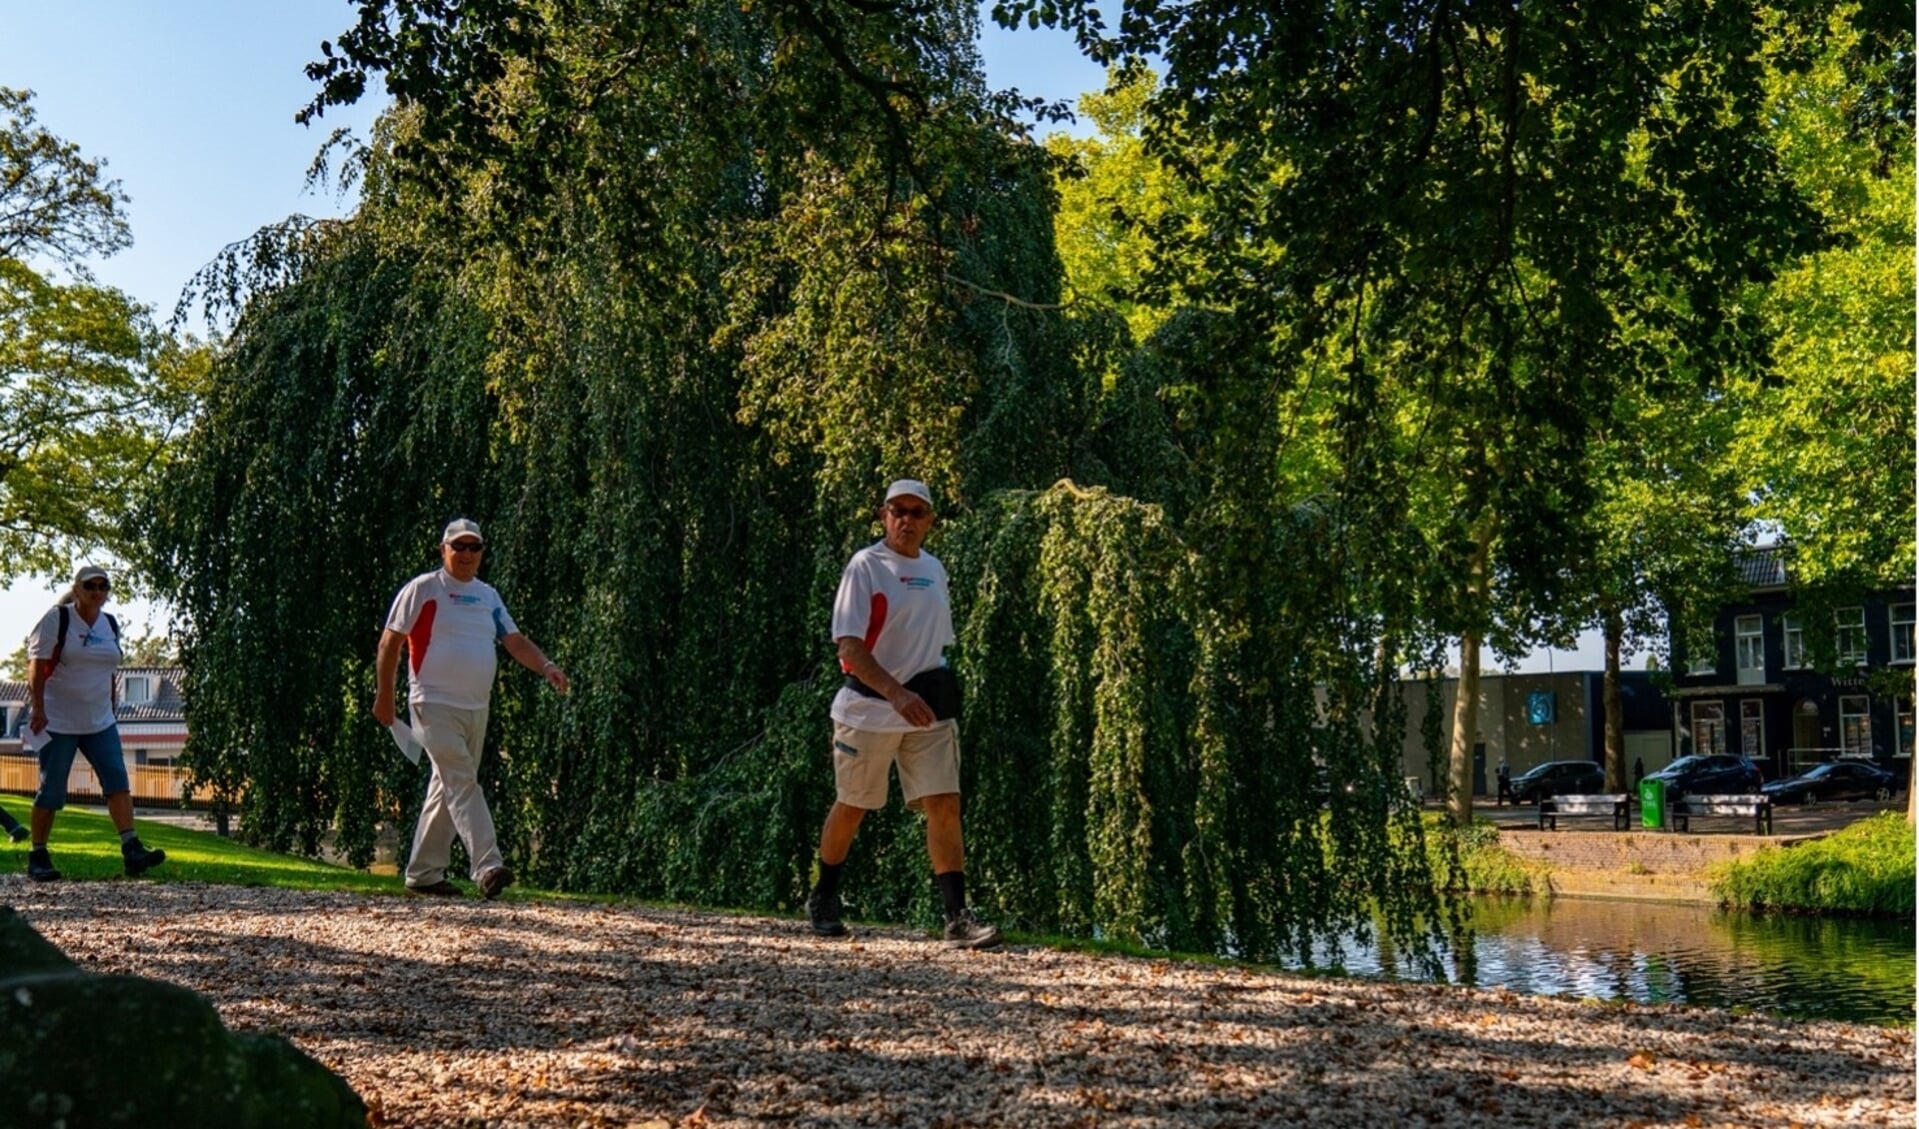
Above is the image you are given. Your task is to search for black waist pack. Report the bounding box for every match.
[843,665,963,721]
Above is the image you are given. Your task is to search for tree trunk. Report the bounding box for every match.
[1447,629,1482,827]
[1446,518,1496,828]
[1602,604,1626,792]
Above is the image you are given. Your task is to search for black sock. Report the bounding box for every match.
[935,870,966,919]
[815,858,844,901]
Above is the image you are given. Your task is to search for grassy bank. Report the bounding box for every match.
[6,796,1544,925]
[1713,810,1916,916]
[0,796,397,895]
[1418,814,1540,896]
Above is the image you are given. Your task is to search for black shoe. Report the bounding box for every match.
[943,908,1002,949]
[122,838,166,877]
[405,879,464,897]
[479,866,514,900]
[26,848,61,883]
[5,825,24,844]
[806,889,848,937]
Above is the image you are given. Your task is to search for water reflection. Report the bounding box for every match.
[1310,897,1915,1026]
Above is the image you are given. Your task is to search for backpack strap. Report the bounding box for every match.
[48,604,69,672]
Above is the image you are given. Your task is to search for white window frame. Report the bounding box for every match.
[122,675,153,705]
[1836,607,1868,665]
[1734,615,1765,685]
[1891,604,1915,665]
[1691,701,1727,756]
[1839,695,1871,756]
[1782,615,1807,669]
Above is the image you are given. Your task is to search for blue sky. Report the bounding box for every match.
[0,3,385,323]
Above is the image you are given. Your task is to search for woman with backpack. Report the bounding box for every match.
[22,565,165,882]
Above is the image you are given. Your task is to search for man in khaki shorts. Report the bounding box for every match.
[804,479,1001,948]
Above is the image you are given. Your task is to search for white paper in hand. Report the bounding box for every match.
[21,727,49,753]
[387,719,423,765]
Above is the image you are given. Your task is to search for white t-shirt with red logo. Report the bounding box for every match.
[28,605,120,734]
[829,541,954,732]
[384,570,519,710]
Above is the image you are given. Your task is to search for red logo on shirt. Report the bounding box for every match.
[408,600,438,674]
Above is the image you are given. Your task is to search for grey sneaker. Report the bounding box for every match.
[943,908,1002,949]
[806,889,848,937]
[26,848,61,883]
[122,838,166,877]
[479,866,514,900]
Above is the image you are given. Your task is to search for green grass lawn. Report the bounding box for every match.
[1711,810,1916,916]
[0,795,402,895]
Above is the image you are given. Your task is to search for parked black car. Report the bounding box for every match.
[1647,754,1762,798]
[1761,760,1903,805]
[1508,760,1606,804]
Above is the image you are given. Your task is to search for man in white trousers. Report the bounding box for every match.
[373,518,569,898]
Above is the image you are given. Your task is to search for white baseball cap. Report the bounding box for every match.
[441,518,485,545]
[884,480,934,509]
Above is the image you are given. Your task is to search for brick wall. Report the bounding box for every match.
[1500,828,1780,875]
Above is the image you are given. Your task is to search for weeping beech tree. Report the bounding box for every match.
[137,0,1469,965]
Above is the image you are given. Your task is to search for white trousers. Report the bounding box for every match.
[405,702,502,885]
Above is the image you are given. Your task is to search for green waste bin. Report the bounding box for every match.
[1639,777,1666,829]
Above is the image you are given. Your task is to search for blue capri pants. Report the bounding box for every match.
[36,725,129,809]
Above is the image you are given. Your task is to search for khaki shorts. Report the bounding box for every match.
[832,720,960,810]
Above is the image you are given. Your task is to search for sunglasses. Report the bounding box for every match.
[81,580,111,592]
[447,542,486,554]
[886,504,931,520]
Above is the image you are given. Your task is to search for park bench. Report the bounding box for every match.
[1671,794,1773,835]
[1537,794,1631,831]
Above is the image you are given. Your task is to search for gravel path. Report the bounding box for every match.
[9,878,1912,1128]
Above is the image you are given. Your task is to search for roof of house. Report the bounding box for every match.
[0,666,185,724]
[1735,545,1788,590]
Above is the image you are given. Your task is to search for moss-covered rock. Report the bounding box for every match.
[0,908,366,1128]
[0,907,76,977]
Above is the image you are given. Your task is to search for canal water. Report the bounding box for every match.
[1314,896,1915,1026]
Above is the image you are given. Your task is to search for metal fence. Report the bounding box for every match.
[0,755,201,805]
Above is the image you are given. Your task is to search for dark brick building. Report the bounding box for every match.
[1668,547,1914,779]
